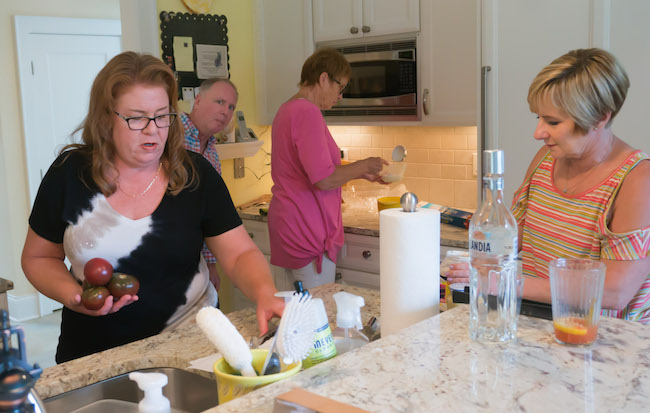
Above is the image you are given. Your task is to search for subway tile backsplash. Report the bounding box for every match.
[329,125,478,211]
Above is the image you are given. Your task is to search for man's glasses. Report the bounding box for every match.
[330,77,347,94]
[114,112,177,131]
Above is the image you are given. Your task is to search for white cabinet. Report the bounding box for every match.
[253,0,314,125]
[312,0,420,43]
[418,0,477,126]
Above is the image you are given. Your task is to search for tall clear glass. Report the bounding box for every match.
[549,258,606,346]
[469,150,520,343]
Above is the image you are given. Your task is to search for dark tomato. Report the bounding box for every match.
[107,273,140,299]
[84,258,113,286]
[81,286,110,310]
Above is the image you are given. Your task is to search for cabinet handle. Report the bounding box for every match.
[362,250,372,259]
[362,25,370,33]
[350,26,359,34]
[335,272,342,281]
[422,88,430,115]
[248,232,254,239]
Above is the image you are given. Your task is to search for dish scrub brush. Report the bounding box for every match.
[261,292,316,375]
[196,306,256,377]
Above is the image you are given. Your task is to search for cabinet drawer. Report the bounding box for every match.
[337,233,380,274]
[335,267,379,290]
[241,219,271,255]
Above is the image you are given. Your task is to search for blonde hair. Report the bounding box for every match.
[528,48,629,134]
[63,51,196,196]
[299,47,351,87]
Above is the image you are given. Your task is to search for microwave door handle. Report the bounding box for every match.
[422,88,430,115]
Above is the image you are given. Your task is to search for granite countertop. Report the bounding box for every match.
[34,284,379,400]
[238,206,469,249]
[36,283,650,412]
[210,306,650,413]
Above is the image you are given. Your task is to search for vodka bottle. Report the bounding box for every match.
[469,150,520,343]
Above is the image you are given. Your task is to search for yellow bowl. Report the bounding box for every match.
[213,349,301,403]
[377,196,402,211]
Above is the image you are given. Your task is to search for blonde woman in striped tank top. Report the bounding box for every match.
[446,48,650,324]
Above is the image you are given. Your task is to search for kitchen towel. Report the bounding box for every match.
[380,207,440,336]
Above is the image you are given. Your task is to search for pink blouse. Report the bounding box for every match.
[268,99,344,272]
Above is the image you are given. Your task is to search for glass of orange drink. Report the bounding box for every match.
[549,258,606,346]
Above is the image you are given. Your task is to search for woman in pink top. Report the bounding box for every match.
[445,48,650,322]
[268,48,388,289]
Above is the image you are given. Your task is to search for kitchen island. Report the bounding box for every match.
[35,283,650,412]
[210,305,650,413]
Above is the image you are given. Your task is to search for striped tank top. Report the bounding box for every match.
[511,150,650,323]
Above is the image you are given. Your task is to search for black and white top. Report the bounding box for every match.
[29,150,242,362]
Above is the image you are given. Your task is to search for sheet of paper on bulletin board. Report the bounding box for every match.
[196,44,228,79]
[160,11,230,97]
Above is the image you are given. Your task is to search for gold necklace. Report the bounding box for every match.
[116,162,162,198]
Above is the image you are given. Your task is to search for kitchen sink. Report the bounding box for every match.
[43,367,218,413]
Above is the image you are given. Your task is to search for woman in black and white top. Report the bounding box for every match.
[21,51,283,363]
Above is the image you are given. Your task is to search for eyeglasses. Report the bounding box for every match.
[114,112,177,131]
[330,77,347,94]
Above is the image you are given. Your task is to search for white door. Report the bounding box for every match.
[15,16,121,315]
[16,16,121,207]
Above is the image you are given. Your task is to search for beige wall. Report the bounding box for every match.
[0,0,121,297]
[330,126,478,211]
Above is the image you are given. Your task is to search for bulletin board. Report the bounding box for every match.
[159,11,230,97]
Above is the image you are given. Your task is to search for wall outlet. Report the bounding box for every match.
[340,148,349,160]
[472,153,478,176]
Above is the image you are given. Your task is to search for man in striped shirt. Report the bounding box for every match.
[182,78,239,290]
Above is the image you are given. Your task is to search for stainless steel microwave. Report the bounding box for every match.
[323,39,417,121]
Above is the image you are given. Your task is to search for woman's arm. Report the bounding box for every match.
[315,157,389,190]
[21,228,137,315]
[599,159,650,310]
[206,225,284,335]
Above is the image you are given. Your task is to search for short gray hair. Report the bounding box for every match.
[197,77,239,97]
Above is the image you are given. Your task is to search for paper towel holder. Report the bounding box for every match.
[400,192,418,212]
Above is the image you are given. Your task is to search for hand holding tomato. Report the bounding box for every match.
[79,257,140,312]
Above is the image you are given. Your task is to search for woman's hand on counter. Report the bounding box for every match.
[445,262,470,284]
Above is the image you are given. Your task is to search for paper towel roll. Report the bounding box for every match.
[380,207,440,336]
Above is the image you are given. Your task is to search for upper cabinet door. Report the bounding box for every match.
[362,0,420,38]
[418,0,477,126]
[312,0,363,42]
[313,0,419,43]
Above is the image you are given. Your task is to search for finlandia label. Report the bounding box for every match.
[470,231,516,257]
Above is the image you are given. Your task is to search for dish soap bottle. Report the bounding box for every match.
[332,291,369,355]
[292,282,337,368]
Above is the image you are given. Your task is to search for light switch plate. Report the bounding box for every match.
[472,153,478,176]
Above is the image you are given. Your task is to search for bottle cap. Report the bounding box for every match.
[483,149,504,175]
[333,291,365,329]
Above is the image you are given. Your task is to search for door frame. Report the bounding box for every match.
[13,16,121,319]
